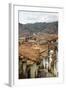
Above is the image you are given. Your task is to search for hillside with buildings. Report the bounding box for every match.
[18,21,58,79]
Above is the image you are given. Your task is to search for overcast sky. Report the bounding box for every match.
[19,11,58,24]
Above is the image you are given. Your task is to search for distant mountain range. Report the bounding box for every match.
[19,21,58,37]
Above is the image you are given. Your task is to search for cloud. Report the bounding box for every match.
[19,11,58,24]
